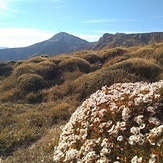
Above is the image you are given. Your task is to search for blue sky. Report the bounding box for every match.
[0,0,163,47]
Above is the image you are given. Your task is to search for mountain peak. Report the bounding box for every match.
[50,32,71,40]
[49,32,89,44]
[0,32,91,61]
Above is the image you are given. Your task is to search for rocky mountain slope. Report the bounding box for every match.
[1,32,163,61]
[0,32,90,61]
[90,32,163,50]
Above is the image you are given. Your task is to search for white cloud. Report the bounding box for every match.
[0,28,101,48]
[0,0,9,14]
[73,34,100,42]
[82,19,114,24]
[82,19,139,24]
[0,28,55,47]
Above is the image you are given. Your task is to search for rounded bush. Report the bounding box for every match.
[102,48,127,61]
[83,53,102,64]
[17,73,45,93]
[54,81,163,162]
[111,58,162,81]
[58,57,91,73]
[36,61,59,80]
[26,92,44,103]
[13,63,35,77]
[0,62,12,76]
[27,57,47,63]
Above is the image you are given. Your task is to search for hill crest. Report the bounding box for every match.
[90,32,163,50]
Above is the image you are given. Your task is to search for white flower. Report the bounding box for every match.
[148,117,160,126]
[131,155,142,163]
[139,123,146,130]
[64,149,79,162]
[122,107,131,121]
[100,147,111,156]
[129,135,136,145]
[157,138,163,146]
[134,115,144,124]
[130,127,140,135]
[117,135,124,141]
[149,157,156,163]
[82,151,97,162]
[106,120,113,127]
[147,106,156,114]
[134,97,142,106]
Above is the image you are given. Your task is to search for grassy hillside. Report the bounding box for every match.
[0,43,163,162]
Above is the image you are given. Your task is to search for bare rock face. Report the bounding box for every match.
[54,81,163,162]
[90,32,163,50]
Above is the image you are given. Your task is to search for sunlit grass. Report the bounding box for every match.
[1,42,163,162]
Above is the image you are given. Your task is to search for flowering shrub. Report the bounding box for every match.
[53,81,163,162]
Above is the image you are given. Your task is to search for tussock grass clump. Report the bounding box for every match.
[82,53,103,64]
[36,61,59,80]
[26,91,45,103]
[0,101,73,160]
[153,47,163,66]
[0,76,17,91]
[104,55,129,67]
[110,58,162,81]
[102,47,128,61]
[17,73,45,93]
[129,46,154,59]
[26,56,48,63]
[0,88,20,102]
[58,57,91,73]
[74,68,138,100]
[47,102,72,124]
[54,81,163,162]
[3,125,62,163]
[0,62,12,76]
[13,63,36,77]
[0,103,45,158]
[50,55,72,65]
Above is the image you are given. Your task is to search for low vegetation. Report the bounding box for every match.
[54,81,163,162]
[0,43,163,162]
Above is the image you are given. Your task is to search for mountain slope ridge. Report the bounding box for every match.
[1,31,163,61]
[90,32,163,50]
[0,32,90,61]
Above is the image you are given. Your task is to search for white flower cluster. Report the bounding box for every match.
[54,81,163,162]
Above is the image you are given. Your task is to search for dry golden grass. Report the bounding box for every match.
[58,56,91,73]
[110,58,161,81]
[0,62,13,77]
[17,73,45,92]
[1,42,163,162]
[36,61,59,80]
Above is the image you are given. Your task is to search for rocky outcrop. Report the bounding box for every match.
[54,81,163,162]
[90,32,163,50]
